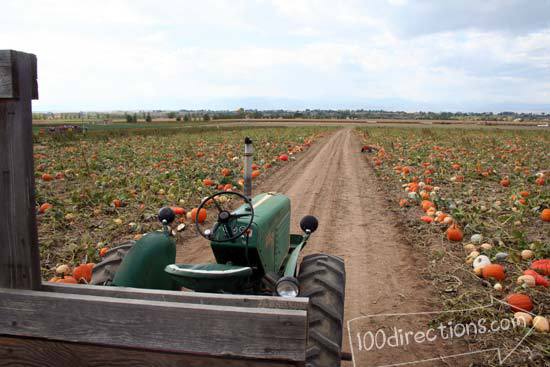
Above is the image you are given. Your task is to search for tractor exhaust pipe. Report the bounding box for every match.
[243,137,253,199]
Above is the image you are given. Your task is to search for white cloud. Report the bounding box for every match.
[1,0,548,111]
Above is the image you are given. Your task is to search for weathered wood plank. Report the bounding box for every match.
[42,282,309,310]
[0,50,40,290]
[0,50,15,98]
[0,336,301,367]
[0,288,307,362]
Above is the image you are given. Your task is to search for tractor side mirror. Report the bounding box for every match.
[300,215,318,234]
[158,207,176,225]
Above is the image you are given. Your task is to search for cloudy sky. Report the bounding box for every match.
[2,0,550,112]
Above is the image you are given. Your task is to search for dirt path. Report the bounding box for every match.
[178,128,463,366]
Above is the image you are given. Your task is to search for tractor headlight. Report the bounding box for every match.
[275,276,300,297]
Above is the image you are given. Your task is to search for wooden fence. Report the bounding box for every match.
[0,50,307,366]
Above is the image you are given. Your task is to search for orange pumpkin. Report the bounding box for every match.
[278,154,289,161]
[41,173,54,181]
[190,208,207,224]
[73,263,94,283]
[535,177,545,186]
[421,200,434,212]
[505,293,533,312]
[523,270,549,287]
[170,207,186,216]
[500,177,510,187]
[420,216,433,223]
[481,264,505,281]
[38,203,53,214]
[99,247,108,257]
[251,170,261,178]
[56,276,78,284]
[531,259,550,275]
[519,191,530,198]
[112,199,122,208]
[399,199,410,207]
[221,168,231,177]
[223,183,233,191]
[446,224,463,242]
[202,178,214,187]
[196,152,205,158]
[541,209,550,222]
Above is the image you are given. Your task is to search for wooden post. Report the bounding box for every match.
[0,50,40,289]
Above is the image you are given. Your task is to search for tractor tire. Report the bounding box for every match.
[91,241,135,285]
[298,253,346,367]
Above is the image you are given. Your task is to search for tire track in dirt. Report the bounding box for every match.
[178,128,461,366]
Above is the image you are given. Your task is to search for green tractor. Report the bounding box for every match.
[91,138,346,366]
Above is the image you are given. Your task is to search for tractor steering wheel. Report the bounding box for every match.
[196,191,254,242]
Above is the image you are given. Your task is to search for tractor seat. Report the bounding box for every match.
[165,263,252,280]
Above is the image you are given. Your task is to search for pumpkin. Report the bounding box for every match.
[523,270,549,287]
[41,173,54,181]
[480,243,493,251]
[520,249,534,260]
[99,247,108,257]
[505,293,533,312]
[202,178,214,187]
[223,183,233,191]
[196,151,205,158]
[55,264,71,275]
[221,168,231,177]
[470,234,483,244]
[278,154,289,161]
[56,276,78,284]
[446,224,463,242]
[481,264,505,281]
[535,177,545,186]
[473,255,491,270]
[420,216,433,223]
[463,243,477,253]
[73,263,94,283]
[500,177,510,187]
[531,259,550,275]
[421,200,434,212]
[399,199,410,207]
[541,209,550,222]
[112,199,122,208]
[519,191,530,198]
[533,316,549,333]
[516,275,536,288]
[38,203,53,214]
[251,170,261,178]
[252,163,260,170]
[514,312,533,327]
[190,208,207,224]
[170,207,186,216]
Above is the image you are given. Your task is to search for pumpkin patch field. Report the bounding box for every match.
[358,126,549,357]
[34,126,332,279]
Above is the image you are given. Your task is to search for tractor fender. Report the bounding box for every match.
[112,231,177,290]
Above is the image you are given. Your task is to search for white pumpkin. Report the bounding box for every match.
[470,234,483,244]
[517,275,536,288]
[473,255,491,270]
[533,316,549,333]
[514,312,533,327]
[521,249,534,260]
[480,243,493,251]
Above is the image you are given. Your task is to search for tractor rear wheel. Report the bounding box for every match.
[91,241,135,285]
[298,253,346,367]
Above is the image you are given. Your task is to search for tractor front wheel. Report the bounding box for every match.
[298,253,346,367]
